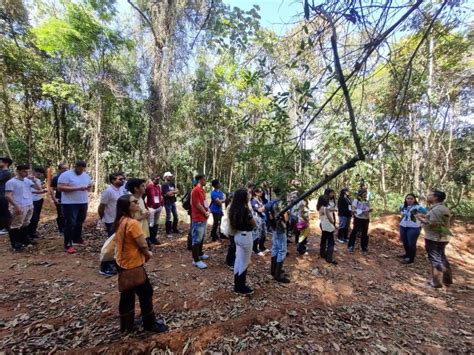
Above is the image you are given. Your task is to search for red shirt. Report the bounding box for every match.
[191,185,208,222]
[145,183,163,209]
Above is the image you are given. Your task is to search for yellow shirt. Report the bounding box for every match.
[115,217,145,269]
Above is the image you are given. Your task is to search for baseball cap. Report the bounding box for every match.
[163,171,173,178]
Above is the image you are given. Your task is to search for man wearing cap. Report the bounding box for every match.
[0,157,13,235]
[162,172,180,238]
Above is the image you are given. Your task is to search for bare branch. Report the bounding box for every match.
[127,0,163,49]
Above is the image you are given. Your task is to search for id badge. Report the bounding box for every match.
[154,196,160,204]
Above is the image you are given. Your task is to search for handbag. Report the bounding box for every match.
[100,233,116,263]
[117,220,147,292]
[295,220,309,231]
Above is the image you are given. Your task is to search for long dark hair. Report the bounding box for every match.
[113,195,133,232]
[316,195,329,210]
[403,193,419,208]
[339,188,349,198]
[228,188,251,230]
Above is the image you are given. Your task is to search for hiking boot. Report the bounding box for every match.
[274,261,290,283]
[192,260,207,269]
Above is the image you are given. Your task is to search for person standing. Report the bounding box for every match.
[50,163,68,234]
[418,190,453,288]
[209,179,225,241]
[27,167,47,239]
[251,188,268,255]
[0,157,13,235]
[190,174,210,269]
[114,194,168,333]
[98,172,126,237]
[162,172,180,238]
[269,187,290,283]
[318,195,338,264]
[126,179,150,242]
[145,174,163,245]
[398,193,427,264]
[296,199,310,255]
[5,165,42,251]
[229,188,256,295]
[347,189,372,254]
[58,160,92,254]
[337,188,352,243]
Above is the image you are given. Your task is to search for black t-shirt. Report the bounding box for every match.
[0,170,12,197]
[51,174,62,200]
[162,182,177,204]
[234,209,254,232]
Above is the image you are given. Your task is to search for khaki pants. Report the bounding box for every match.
[9,204,34,229]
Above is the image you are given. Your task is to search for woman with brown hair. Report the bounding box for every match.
[114,194,168,333]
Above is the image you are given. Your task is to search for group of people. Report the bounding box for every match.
[0,157,454,334]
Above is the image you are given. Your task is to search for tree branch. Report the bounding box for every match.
[127,0,162,50]
[191,0,214,50]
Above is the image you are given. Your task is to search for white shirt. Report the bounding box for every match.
[58,169,91,204]
[5,177,34,207]
[31,177,44,202]
[100,185,123,223]
[352,199,370,219]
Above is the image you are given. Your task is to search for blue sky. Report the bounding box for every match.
[224,0,303,35]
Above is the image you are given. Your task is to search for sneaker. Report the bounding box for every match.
[337,238,345,244]
[99,269,116,277]
[72,241,87,247]
[192,260,208,269]
[146,320,168,333]
[0,229,8,235]
[329,260,338,265]
[400,258,413,265]
[235,285,254,295]
[66,246,77,254]
[199,254,209,260]
[347,247,354,252]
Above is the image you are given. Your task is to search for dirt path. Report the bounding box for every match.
[0,203,473,353]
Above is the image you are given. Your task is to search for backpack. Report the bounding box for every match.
[182,191,191,211]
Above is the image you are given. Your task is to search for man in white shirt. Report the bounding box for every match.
[58,160,92,254]
[27,167,47,239]
[5,164,42,251]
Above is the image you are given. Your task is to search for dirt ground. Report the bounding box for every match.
[0,200,473,354]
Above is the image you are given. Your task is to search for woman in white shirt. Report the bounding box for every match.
[318,195,338,265]
[398,193,426,264]
[347,189,372,254]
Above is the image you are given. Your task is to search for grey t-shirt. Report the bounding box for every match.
[0,170,12,197]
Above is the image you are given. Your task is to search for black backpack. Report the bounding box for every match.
[182,191,191,211]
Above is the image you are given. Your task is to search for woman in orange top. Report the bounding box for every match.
[114,194,168,333]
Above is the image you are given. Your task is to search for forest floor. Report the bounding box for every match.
[0,200,473,354]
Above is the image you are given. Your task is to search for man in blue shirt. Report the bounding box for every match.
[209,179,226,241]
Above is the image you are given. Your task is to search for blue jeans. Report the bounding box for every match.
[164,203,178,233]
[338,215,351,241]
[400,226,421,261]
[271,229,287,262]
[62,203,88,248]
[192,221,207,245]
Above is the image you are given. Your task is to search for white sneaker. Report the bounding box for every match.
[199,254,209,260]
[192,260,207,269]
[0,229,8,235]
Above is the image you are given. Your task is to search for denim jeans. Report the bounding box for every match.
[62,203,88,248]
[192,221,207,245]
[164,203,178,233]
[400,226,421,261]
[338,215,351,241]
[271,229,287,262]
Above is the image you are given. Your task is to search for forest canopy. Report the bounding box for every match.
[1,0,473,215]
